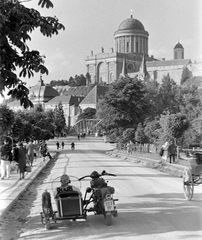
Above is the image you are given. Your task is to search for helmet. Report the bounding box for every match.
[90,171,100,179]
[60,174,71,184]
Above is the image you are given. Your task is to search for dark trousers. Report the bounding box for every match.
[169,154,175,163]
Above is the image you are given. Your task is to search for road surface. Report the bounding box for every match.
[0,137,202,240]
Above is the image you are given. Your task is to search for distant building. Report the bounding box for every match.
[7,76,59,112]
[79,85,109,110]
[45,95,84,127]
[29,76,59,108]
[86,14,202,85]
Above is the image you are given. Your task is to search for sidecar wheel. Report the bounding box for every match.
[104,213,112,226]
[45,219,51,230]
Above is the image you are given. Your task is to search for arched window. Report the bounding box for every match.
[128,63,134,70]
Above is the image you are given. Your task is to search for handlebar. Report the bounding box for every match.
[78,170,117,181]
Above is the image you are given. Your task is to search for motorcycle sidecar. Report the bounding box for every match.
[40,188,86,230]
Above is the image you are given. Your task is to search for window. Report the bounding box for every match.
[136,42,138,52]
[127,42,129,52]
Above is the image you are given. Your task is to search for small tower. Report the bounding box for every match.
[174,42,184,59]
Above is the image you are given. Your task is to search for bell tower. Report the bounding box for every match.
[174,42,184,59]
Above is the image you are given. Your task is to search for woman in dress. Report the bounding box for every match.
[18,142,27,180]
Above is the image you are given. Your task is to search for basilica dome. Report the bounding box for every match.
[118,18,145,31]
[114,16,149,55]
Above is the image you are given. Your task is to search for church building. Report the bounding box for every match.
[86,14,202,85]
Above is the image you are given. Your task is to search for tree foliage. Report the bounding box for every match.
[158,112,189,144]
[97,77,150,138]
[0,105,15,136]
[0,0,65,108]
[54,101,66,136]
[77,107,96,121]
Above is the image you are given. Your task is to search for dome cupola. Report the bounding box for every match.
[114,13,149,55]
[118,18,145,31]
[174,41,184,59]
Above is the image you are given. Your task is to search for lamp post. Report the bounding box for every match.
[0,115,3,144]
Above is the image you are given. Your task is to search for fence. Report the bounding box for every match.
[115,142,201,163]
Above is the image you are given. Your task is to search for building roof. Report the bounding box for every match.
[64,85,94,97]
[118,17,145,31]
[80,85,109,105]
[174,42,184,49]
[29,78,59,101]
[46,95,84,105]
[146,59,191,68]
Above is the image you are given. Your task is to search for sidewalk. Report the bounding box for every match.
[107,149,188,178]
[0,147,57,221]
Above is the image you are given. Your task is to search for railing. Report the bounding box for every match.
[116,142,202,163]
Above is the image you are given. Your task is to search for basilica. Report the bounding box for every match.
[86,14,202,85]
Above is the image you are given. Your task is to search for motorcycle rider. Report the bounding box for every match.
[90,171,107,188]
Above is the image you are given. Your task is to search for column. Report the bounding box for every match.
[138,37,141,53]
[134,36,136,53]
[131,36,134,52]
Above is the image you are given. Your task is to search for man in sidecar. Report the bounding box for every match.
[54,174,81,198]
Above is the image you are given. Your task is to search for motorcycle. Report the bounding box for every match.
[79,170,118,226]
[40,170,118,229]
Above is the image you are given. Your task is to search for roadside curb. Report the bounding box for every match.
[0,151,58,221]
[106,150,186,178]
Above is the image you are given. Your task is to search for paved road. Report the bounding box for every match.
[0,136,202,240]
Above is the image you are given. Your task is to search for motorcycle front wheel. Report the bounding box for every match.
[104,212,112,226]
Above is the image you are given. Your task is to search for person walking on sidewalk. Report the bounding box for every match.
[17,142,27,180]
[161,141,169,163]
[168,140,177,164]
[26,139,35,166]
[0,138,12,180]
[126,141,132,155]
[56,141,60,150]
[61,141,65,149]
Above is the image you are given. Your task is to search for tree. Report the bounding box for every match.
[0,105,15,137]
[97,77,150,139]
[54,101,66,136]
[158,112,189,145]
[0,0,65,108]
[123,128,136,143]
[144,119,161,144]
[77,107,96,121]
[135,123,148,144]
[156,74,180,115]
[86,72,91,85]
[12,115,24,141]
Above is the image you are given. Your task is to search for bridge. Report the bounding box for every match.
[74,118,103,135]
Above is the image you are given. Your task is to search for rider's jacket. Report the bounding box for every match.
[90,178,106,188]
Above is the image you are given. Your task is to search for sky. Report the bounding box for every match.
[1,0,202,96]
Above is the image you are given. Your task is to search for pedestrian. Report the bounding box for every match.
[17,142,27,180]
[0,138,12,180]
[40,141,52,161]
[13,143,19,173]
[56,141,60,149]
[26,139,35,166]
[168,140,177,164]
[78,134,80,141]
[71,142,75,150]
[61,141,65,149]
[162,141,169,163]
[126,141,132,155]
